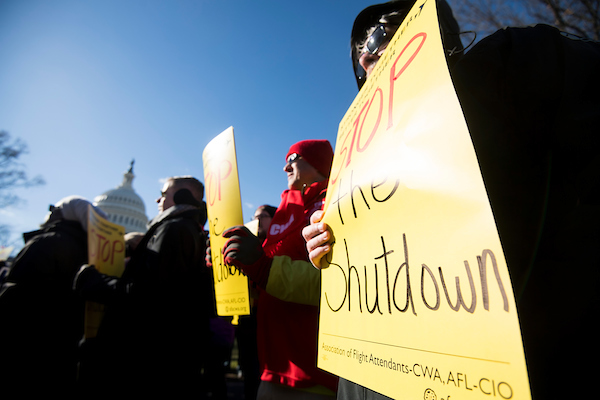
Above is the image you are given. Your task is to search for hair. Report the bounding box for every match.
[355,10,409,56]
[167,176,205,203]
[256,204,277,218]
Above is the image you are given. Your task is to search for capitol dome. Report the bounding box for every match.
[94,161,148,233]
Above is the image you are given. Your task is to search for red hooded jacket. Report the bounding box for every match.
[257,180,338,392]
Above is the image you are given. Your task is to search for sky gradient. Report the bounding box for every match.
[1,0,385,253]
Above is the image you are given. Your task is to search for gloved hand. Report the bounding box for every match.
[73,264,131,303]
[222,225,272,288]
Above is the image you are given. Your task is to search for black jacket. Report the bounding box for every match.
[0,220,88,394]
[76,204,214,395]
[452,24,600,400]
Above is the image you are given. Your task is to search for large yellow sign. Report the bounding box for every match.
[85,205,126,338]
[203,127,250,317]
[317,1,531,399]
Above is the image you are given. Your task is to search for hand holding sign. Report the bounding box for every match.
[317,1,530,398]
[301,210,332,269]
[223,226,272,288]
[85,205,125,339]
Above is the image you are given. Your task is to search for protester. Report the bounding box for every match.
[253,204,277,241]
[74,176,214,397]
[222,140,338,399]
[0,196,106,396]
[231,204,277,400]
[303,1,600,399]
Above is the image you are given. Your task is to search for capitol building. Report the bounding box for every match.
[94,161,148,233]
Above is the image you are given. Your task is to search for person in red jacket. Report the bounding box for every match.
[223,139,338,399]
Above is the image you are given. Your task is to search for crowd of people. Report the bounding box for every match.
[1,0,599,398]
[0,177,218,397]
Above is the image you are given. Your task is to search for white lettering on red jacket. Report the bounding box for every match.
[269,214,294,236]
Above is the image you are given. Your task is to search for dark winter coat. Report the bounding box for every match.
[0,220,88,394]
[76,204,214,396]
[452,24,600,400]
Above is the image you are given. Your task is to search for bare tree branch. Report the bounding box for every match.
[0,130,45,209]
[450,0,600,43]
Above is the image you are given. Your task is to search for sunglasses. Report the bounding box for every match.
[363,24,389,55]
[286,153,302,166]
[355,24,397,88]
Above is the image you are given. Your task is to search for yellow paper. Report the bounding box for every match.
[0,246,14,261]
[244,219,259,236]
[317,1,531,399]
[85,205,126,338]
[203,127,251,317]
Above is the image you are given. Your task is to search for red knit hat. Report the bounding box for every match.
[286,139,334,178]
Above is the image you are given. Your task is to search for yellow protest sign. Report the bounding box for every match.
[245,218,259,237]
[317,1,531,399]
[85,205,126,338]
[203,126,250,317]
[0,246,14,261]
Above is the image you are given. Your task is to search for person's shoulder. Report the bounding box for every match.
[453,23,600,110]
[154,215,191,231]
[26,222,82,247]
[154,213,200,238]
[458,24,599,68]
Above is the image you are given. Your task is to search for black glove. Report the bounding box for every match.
[73,264,131,303]
[222,226,272,288]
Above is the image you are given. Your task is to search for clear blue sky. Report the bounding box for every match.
[0,0,384,253]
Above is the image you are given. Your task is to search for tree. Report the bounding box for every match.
[0,131,45,245]
[450,0,600,43]
[0,130,45,208]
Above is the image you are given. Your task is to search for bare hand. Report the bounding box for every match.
[205,237,212,268]
[302,210,332,269]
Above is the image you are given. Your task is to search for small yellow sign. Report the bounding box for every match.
[203,127,251,317]
[317,1,531,399]
[245,218,259,237]
[0,246,14,261]
[85,205,126,338]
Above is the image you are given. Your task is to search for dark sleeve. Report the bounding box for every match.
[144,218,214,317]
[9,233,86,291]
[451,24,600,400]
[451,24,600,289]
[146,218,200,280]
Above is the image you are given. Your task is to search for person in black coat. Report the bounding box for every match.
[0,196,107,396]
[75,176,215,397]
[303,1,600,399]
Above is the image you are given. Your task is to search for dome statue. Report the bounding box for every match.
[94,160,148,233]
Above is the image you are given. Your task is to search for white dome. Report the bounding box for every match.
[94,161,149,233]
